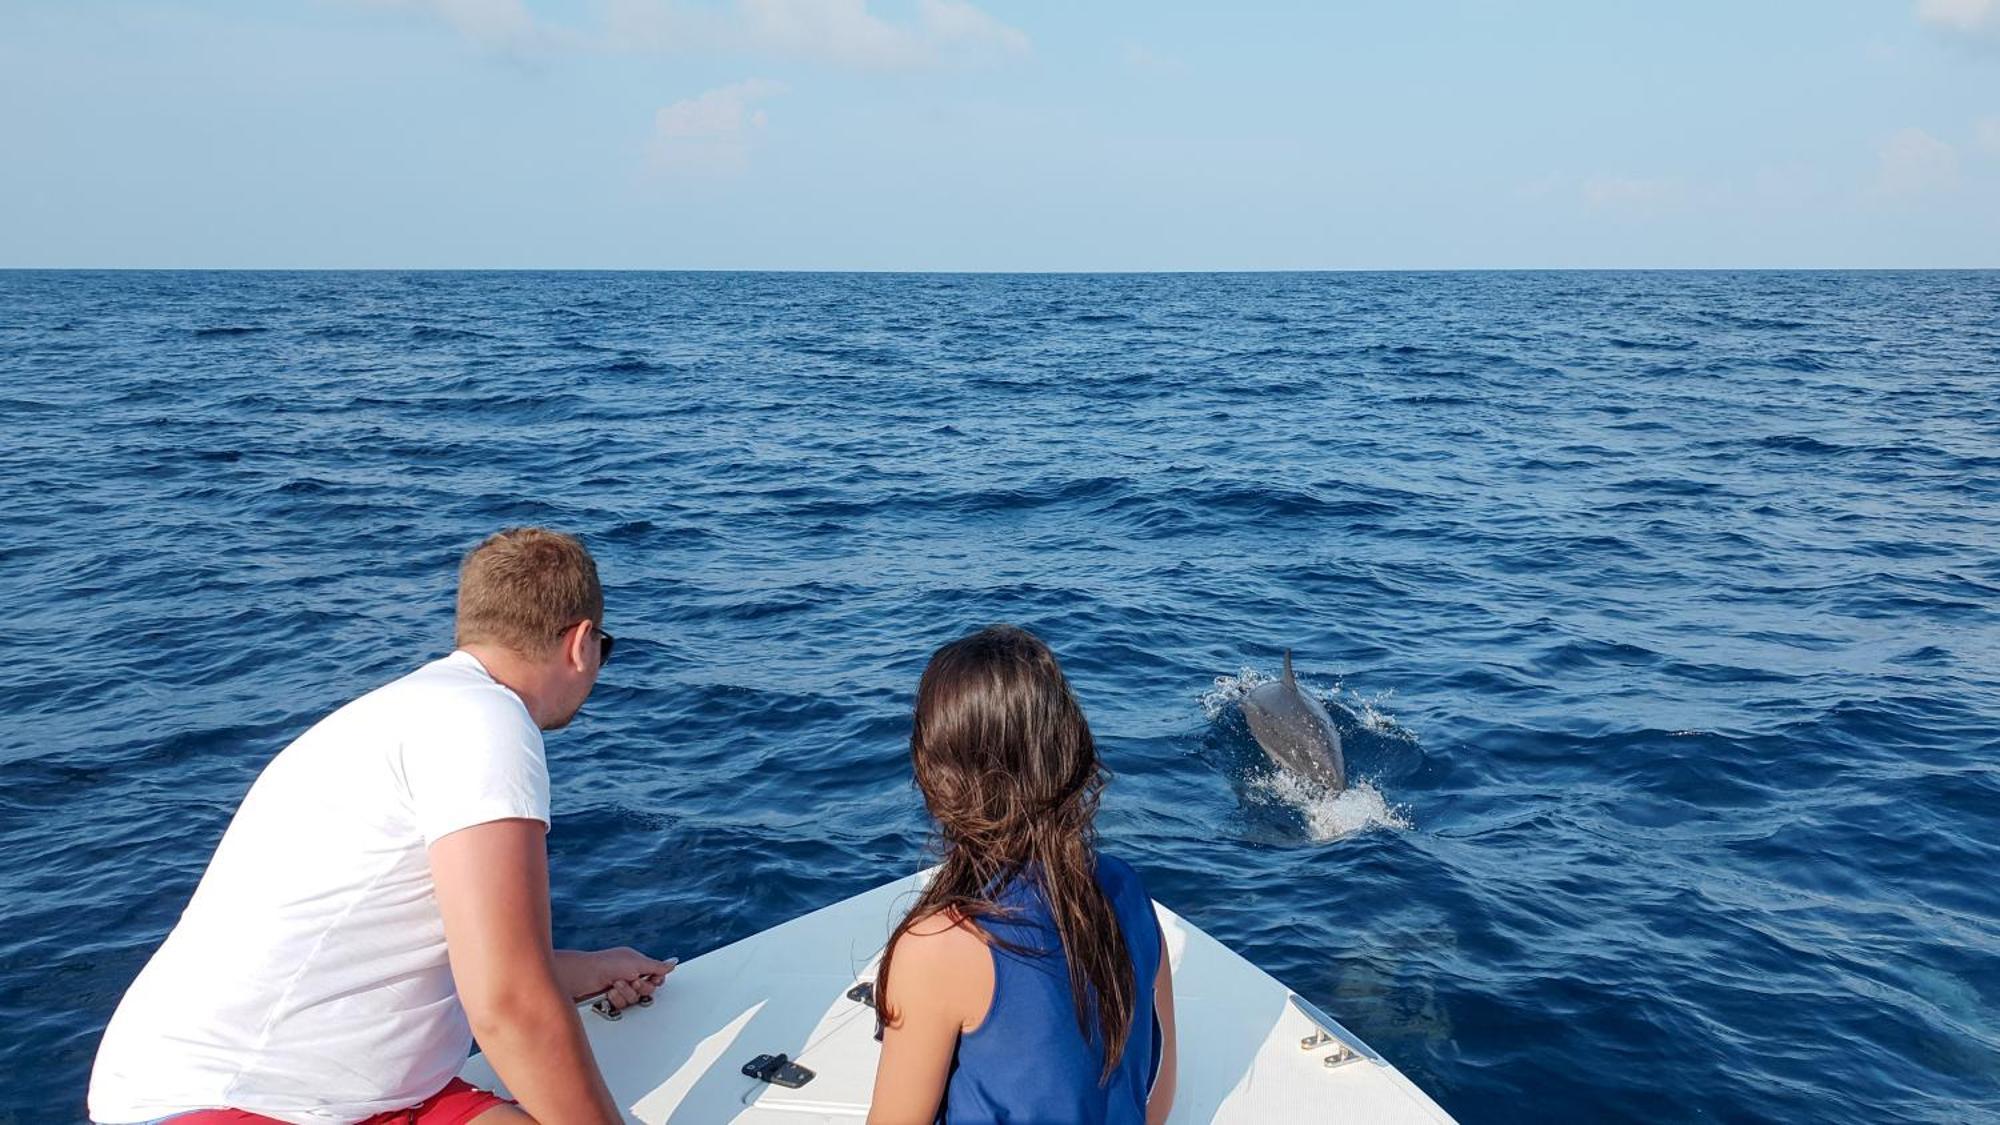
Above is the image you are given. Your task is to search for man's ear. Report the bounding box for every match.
[564,620,592,673]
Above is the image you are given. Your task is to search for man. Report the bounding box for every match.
[90,528,670,1124]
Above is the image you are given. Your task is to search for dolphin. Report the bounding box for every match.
[1239,651,1347,792]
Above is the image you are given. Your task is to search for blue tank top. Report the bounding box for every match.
[938,853,1163,1125]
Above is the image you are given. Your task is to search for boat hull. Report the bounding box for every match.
[462,872,1456,1122]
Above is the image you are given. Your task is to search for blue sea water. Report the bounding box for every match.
[1,270,1997,1123]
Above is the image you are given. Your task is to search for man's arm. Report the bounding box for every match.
[430,818,623,1125]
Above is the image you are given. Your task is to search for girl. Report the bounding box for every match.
[869,625,1179,1125]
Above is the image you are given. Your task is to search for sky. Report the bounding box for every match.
[1,0,1996,269]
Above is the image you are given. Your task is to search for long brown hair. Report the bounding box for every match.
[875,624,1135,1083]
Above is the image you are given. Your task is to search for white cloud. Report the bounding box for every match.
[1875,128,1960,196]
[919,0,1030,55]
[722,0,1030,67]
[1916,0,1998,33]
[399,0,1030,70]
[648,79,787,176]
[600,0,717,52]
[735,0,928,68]
[360,0,550,51]
[429,0,534,44]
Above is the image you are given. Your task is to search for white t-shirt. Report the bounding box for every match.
[88,651,550,1124]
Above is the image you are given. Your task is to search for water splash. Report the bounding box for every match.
[1202,666,1416,840]
[1248,770,1413,841]
[1345,686,1413,741]
[1198,666,1274,720]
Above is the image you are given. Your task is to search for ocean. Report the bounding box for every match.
[1,270,1995,1122]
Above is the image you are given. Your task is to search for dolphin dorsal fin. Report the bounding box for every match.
[1282,649,1295,686]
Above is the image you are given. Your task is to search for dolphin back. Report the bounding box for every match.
[1240,653,1348,792]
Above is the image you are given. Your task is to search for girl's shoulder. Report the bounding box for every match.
[885,907,996,1031]
[888,907,995,985]
[892,906,989,956]
[1094,850,1143,883]
[1093,851,1153,905]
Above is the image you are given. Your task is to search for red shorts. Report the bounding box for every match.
[161,1078,512,1125]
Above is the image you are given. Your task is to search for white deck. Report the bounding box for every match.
[462,873,1456,1123]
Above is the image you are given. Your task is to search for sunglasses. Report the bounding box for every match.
[562,621,615,665]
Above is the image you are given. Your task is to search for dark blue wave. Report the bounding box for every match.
[0,269,1997,1123]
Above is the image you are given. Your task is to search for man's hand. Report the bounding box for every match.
[555,947,677,1011]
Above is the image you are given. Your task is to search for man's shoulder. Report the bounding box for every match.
[381,653,537,731]
[297,657,540,777]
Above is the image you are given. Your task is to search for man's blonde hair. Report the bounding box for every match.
[455,528,604,655]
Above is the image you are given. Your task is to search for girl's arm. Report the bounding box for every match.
[867,914,995,1125]
[1147,930,1179,1125]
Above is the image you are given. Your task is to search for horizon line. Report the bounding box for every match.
[3,265,1996,275]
